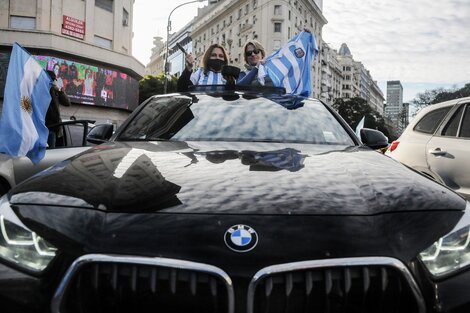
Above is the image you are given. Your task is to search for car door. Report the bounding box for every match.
[426,101,470,199]
[12,120,95,185]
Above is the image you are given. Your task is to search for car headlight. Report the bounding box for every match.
[0,195,57,272]
[419,201,470,277]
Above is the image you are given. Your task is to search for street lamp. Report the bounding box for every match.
[164,0,206,94]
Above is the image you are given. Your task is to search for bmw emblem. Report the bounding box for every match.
[224,224,258,252]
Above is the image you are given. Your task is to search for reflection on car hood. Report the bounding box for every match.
[10,141,466,214]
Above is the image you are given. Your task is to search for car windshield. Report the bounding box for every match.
[117,93,355,145]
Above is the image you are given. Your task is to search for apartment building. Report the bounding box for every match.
[0,0,145,125]
[385,80,408,133]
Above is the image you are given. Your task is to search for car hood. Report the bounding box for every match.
[10,141,466,215]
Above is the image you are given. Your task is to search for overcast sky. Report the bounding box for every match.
[132,0,470,102]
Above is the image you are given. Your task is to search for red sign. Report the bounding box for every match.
[61,15,85,40]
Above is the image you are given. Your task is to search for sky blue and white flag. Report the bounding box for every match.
[0,43,52,164]
[259,31,318,97]
[190,68,226,85]
[355,116,365,141]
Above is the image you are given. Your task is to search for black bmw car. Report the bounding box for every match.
[1,87,469,313]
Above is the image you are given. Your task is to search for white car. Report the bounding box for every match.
[386,96,470,199]
[0,120,113,196]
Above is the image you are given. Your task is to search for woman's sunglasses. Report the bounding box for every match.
[245,49,261,57]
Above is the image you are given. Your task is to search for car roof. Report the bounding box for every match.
[414,96,470,119]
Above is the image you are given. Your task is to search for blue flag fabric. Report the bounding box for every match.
[260,31,318,97]
[0,43,52,164]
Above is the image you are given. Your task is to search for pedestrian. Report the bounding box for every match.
[177,43,229,92]
[237,40,272,86]
[45,70,71,148]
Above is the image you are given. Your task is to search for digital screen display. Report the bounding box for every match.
[0,51,139,111]
[35,55,139,111]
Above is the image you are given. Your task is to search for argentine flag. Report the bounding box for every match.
[0,43,52,164]
[260,31,318,96]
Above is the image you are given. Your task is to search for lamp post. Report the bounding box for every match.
[164,0,206,94]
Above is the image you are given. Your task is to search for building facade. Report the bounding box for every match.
[146,1,385,113]
[0,0,145,126]
[319,42,342,104]
[146,36,165,76]
[331,43,385,112]
[385,80,406,133]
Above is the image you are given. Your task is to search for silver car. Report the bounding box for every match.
[0,120,113,196]
[386,96,470,199]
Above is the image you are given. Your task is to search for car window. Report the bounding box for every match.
[459,104,470,138]
[442,104,464,137]
[61,124,87,147]
[414,107,451,134]
[118,94,355,145]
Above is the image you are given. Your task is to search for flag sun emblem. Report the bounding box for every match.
[20,96,33,113]
[224,224,258,252]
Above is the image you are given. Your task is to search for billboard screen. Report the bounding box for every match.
[35,55,139,111]
[0,51,139,111]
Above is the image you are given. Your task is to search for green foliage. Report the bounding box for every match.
[411,83,470,112]
[332,97,392,139]
[138,73,178,103]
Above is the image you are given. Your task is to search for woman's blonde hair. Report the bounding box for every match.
[201,43,229,74]
[243,40,266,64]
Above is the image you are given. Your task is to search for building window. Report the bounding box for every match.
[122,8,129,26]
[288,10,291,20]
[288,26,291,38]
[229,16,232,24]
[238,8,242,19]
[253,0,257,8]
[94,35,112,49]
[245,4,249,15]
[252,15,256,24]
[274,22,282,32]
[274,5,282,15]
[96,0,113,12]
[10,16,36,30]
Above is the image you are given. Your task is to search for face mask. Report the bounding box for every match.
[207,59,225,72]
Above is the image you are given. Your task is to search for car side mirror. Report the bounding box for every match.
[87,124,113,144]
[360,128,389,150]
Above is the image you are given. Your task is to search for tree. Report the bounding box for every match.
[139,73,178,103]
[332,97,392,139]
[411,83,470,113]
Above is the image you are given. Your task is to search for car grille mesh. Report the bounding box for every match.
[60,262,230,313]
[54,256,424,313]
[249,265,420,313]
